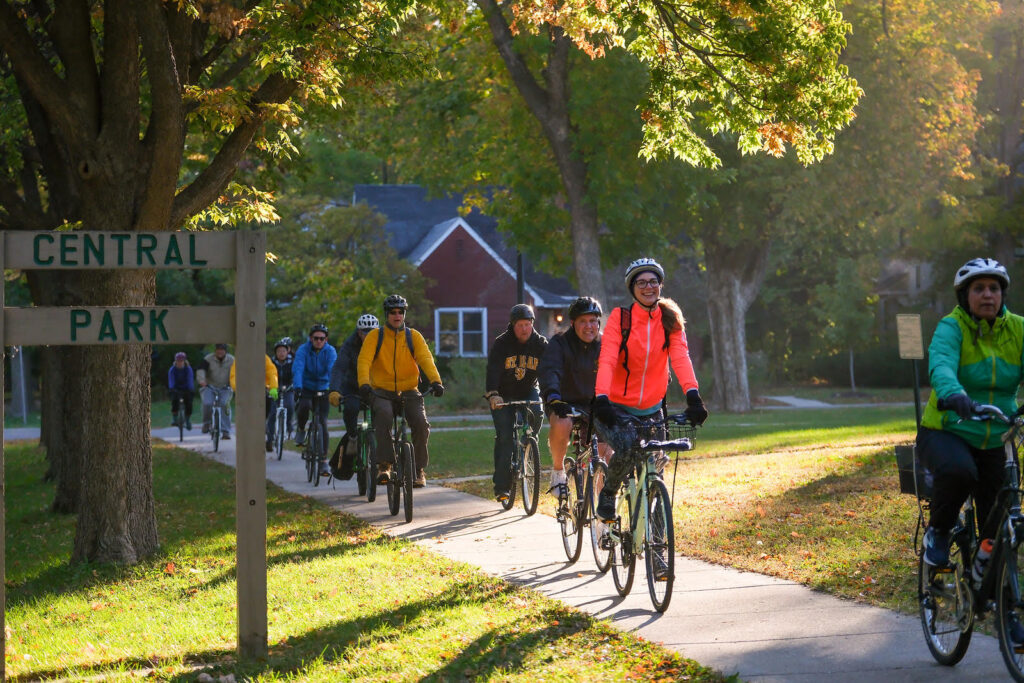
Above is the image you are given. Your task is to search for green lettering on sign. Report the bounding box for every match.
[70,309,91,342]
[137,234,157,266]
[189,234,208,266]
[60,233,78,266]
[150,309,169,341]
[123,309,145,341]
[111,234,131,265]
[98,311,117,341]
[83,233,104,265]
[164,235,183,266]
[33,234,54,266]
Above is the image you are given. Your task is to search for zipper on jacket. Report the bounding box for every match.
[638,312,651,408]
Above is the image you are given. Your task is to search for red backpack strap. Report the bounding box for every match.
[618,306,632,394]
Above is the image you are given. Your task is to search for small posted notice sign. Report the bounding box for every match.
[896,314,925,360]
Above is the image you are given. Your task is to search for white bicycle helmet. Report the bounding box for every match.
[357,314,379,331]
[624,257,665,289]
[954,258,1009,290]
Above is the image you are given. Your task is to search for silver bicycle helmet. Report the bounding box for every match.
[357,314,380,331]
[954,258,1009,290]
[624,257,665,289]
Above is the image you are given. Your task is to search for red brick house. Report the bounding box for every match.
[353,185,576,356]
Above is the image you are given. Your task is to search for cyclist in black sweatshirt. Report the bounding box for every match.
[484,304,548,502]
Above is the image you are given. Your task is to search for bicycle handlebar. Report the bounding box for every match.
[936,397,1019,424]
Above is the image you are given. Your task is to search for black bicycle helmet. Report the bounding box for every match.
[309,323,329,337]
[383,294,408,313]
[568,296,602,320]
[509,303,535,323]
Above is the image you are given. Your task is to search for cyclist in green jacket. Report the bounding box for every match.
[919,258,1024,587]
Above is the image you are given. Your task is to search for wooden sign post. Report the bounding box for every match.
[896,313,926,428]
[0,230,268,677]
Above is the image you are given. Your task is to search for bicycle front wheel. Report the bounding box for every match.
[401,441,414,523]
[178,407,185,442]
[521,436,541,516]
[275,412,285,460]
[645,478,674,612]
[311,423,325,487]
[587,458,611,573]
[611,488,636,596]
[366,434,378,503]
[212,410,220,452]
[559,457,583,563]
[919,535,973,666]
[356,431,368,497]
[387,449,400,516]
[997,536,1024,680]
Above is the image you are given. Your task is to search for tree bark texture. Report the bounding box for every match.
[704,237,770,413]
[478,0,609,306]
[0,2,303,563]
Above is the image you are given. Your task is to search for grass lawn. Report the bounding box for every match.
[4,441,727,682]
[442,405,923,614]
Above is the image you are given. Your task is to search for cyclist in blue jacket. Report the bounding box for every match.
[293,323,337,477]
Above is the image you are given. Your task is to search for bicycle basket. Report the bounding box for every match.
[895,444,932,501]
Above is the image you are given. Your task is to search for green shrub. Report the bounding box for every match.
[436,356,488,413]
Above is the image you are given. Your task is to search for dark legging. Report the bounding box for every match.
[372,390,430,471]
[918,427,1004,539]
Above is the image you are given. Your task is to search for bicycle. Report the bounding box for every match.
[348,398,375,500]
[206,386,228,453]
[271,385,293,461]
[915,400,1024,679]
[559,407,612,570]
[299,390,330,487]
[372,390,416,523]
[601,411,695,612]
[170,389,187,442]
[494,399,543,516]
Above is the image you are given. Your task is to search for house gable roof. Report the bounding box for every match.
[353,184,576,308]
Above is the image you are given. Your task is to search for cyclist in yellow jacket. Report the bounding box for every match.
[357,294,444,487]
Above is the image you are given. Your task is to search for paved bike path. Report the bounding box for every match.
[9,426,1010,680]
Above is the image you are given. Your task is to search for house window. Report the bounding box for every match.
[435,308,487,357]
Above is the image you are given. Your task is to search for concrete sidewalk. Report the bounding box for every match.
[7,426,1011,680]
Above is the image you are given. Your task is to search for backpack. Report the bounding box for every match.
[617,305,671,394]
[372,327,430,392]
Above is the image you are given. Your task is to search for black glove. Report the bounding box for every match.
[359,384,372,402]
[943,392,975,420]
[548,397,572,419]
[430,382,445,397]
[591,395,617,425]
[685,389,709,426]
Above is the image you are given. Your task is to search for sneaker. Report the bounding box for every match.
[923,526,951,567]
[596,490,617,522]
[318,460,330,478]
[548,482,568,499]
[185,418,192,430]
[377,464,392,484]
[222,432,231,440]
[202,424,210,434]
[265,440,272,452]
[171,415,180,427]
[414,469,426,488]
[294,433,305,447]
[496,491,510,503]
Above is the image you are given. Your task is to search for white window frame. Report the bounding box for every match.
[434,307,488,357]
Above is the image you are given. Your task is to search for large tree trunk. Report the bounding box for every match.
[26,271,85,513]
[69,269,159,564]
[479,1,609,306]
[704,238,770,413]
[988,2,1024,265]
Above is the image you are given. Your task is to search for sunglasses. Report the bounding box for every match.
[312,335,327,341]
[388,309,406,316]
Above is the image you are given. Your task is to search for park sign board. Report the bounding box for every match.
[4,231,237,346]
[0,230,269,671]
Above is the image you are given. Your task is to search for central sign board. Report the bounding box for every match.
[4,231,236,269]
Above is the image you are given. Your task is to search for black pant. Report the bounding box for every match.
[918,427,1004,539]
[297,392,330,457]
[490,393,542,494]
[170,389,193,418]
[342,393,362,435]
[593,404,665,496]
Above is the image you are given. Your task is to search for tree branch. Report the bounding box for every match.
[0,1,87,148]
[170,72,298,227]
[477,0,549,120]
[49,0,100,122]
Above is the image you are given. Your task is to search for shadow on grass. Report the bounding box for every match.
[12,578,591,682]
